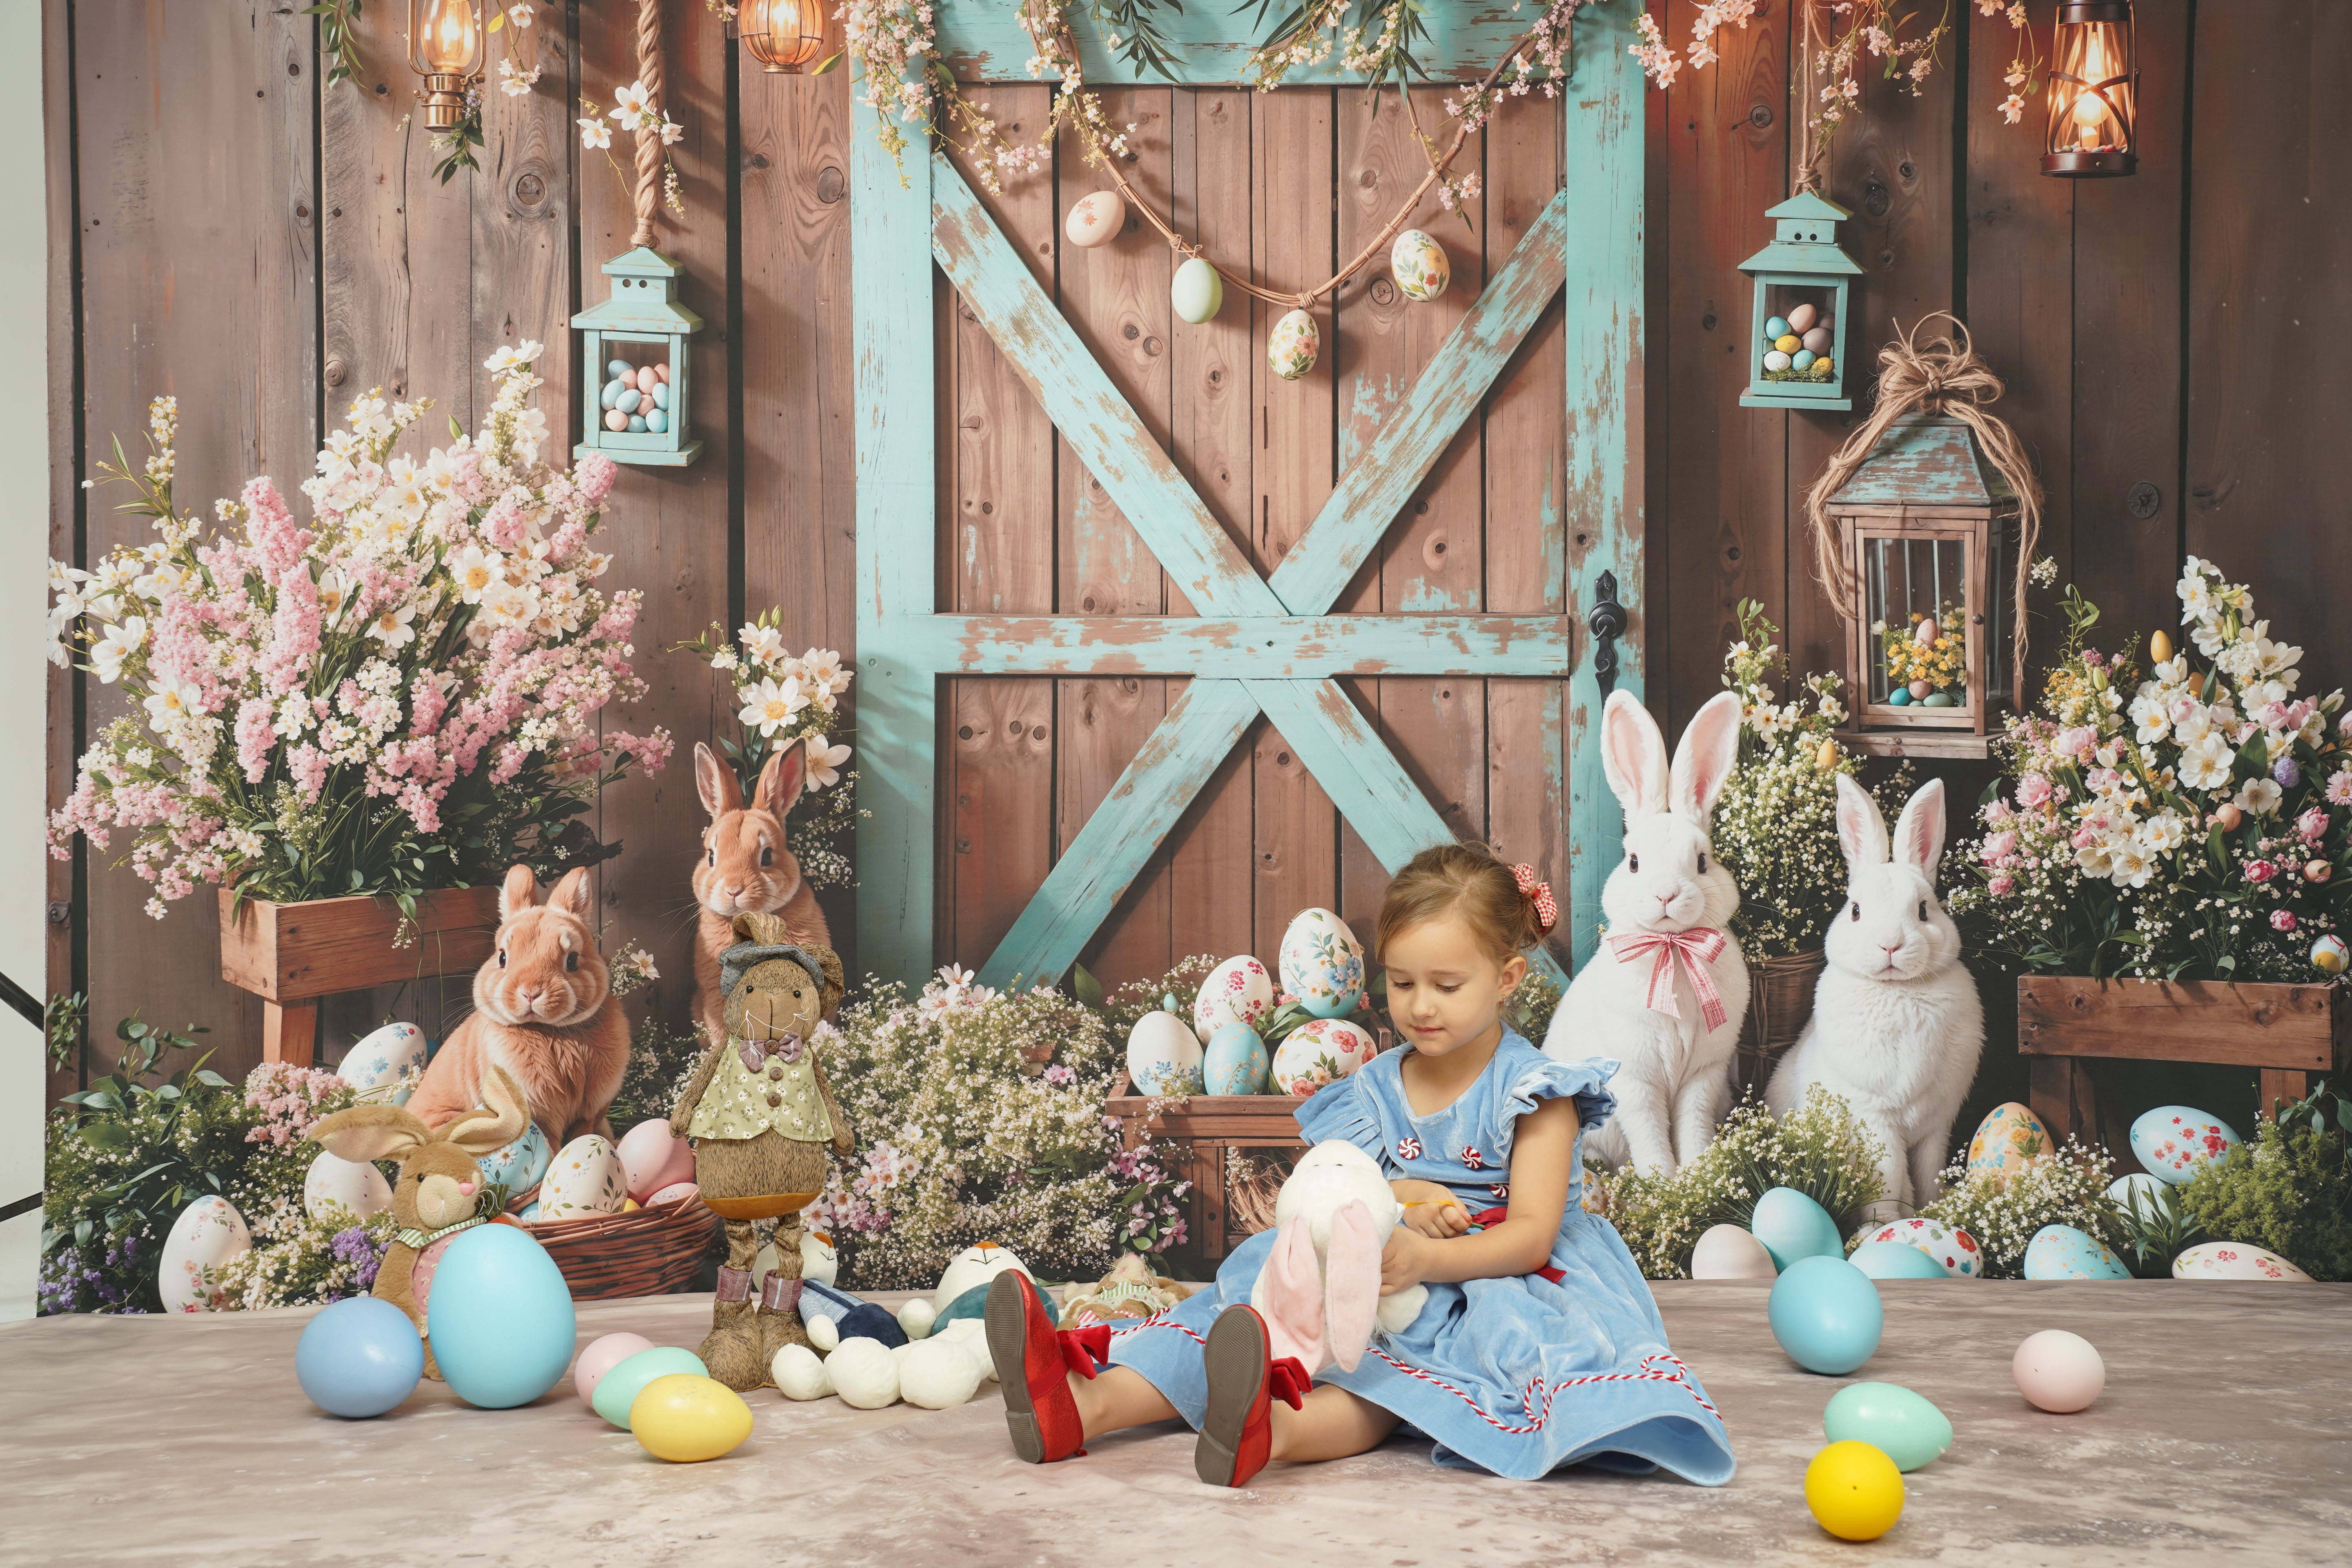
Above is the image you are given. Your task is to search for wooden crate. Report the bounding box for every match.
[1107,1073,1309,1268]
[219,886,503,1068]
[2017,976,2350,1148]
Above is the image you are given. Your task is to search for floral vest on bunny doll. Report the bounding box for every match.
[686,1033,832,1143]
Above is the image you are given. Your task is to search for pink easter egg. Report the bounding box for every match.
[617,1119,696,1201]
[652,363,670,384]
[604,408,629,432]
[573,1331,658,1408]
[618,367,639,391]
[648,1180,700,1206]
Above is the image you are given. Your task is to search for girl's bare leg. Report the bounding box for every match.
[1071,1365,1180,1440]
[1268,1383,1401,1462]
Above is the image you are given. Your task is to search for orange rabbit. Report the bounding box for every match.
[407,864,630,1148]
[691,741,831,1048]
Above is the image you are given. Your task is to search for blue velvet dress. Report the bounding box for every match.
[1104,1033,1736,1484]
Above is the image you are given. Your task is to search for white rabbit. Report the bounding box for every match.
[1765,774,1983,1207]
[1248,1141,1426,1372]
[1542,690,1748,1177]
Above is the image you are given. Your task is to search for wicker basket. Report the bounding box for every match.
[1737,949,1826,1094]
[526,1195,721,1301]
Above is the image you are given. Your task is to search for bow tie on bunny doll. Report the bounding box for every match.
[1247,1142,1429,1392]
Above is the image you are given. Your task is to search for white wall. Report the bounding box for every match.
[0,0,52,1321]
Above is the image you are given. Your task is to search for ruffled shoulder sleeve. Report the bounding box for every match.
[1292,1053,1394,1167]
[1489,1035,1617,1163]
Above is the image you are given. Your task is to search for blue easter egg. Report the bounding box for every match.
[652,381,670,410]
[646,409,669,434]
[477,1122,551,1198]
[2021,1223,2131,1281]
[295,1296,424,1417]
[1750,1187,1843,1272]
[1848,1240,1953,1281]
[1765,315,1792,341]
[1792,350,1817,371]
[1202,1021,1269,1096]
[628,415,648,432]
[1887,686,1913,706]
[338,1022,425,1105]
[1920,692,1956,708]
[590,1345,708,1429]
[606,357,632,379]
[617,388,641,415]
[2128,1105,2241,1184]
[600,379,625,410]
[424,1224,576,1409]
[1768,1255,1884,1375]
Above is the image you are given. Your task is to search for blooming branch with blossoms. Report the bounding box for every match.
[579,79,688,218]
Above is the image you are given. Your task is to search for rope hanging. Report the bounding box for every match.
[630,0,666,248]
[1803,312,2045,682]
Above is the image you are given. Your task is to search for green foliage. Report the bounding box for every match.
[607,1019,710,1134]
[44,991,87,1069]
[2175,1081,2352,1281]
[2111,1178,2207,1278]
[1915,1138,2127,1278]
[303,0,366,90]
[1506,971,1562,1041]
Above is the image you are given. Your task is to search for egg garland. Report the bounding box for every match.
[1267,309,1320,381]
[1064,189,1125,249]
[1389,229,1450,301]
[1172,257,1224,325]
[599,360,674,436]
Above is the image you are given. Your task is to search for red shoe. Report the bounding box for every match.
[1196,1305,1311,1489]
[987,1271,1096,1464]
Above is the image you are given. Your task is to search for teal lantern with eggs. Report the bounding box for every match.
[1737,192,1861,413]
[572,247,704,468]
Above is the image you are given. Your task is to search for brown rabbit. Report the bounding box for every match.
[691,741,831,1049]
[309,1065,529,1379]
[407,864,630,1149]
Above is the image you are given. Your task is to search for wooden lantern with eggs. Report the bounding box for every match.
[572,246,704,468]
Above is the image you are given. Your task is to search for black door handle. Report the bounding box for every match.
[1587,569,1626,700]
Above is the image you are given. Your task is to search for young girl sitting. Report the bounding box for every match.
[986,842,1737,1487]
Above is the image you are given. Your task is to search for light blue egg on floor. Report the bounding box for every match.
[606,357,631,379]
[592,1345,708,1429]
[1751,1187,1842,1272]
[601,379,624,410]
[646,409,668,433]
[476,1122,551,1197]
[1768,1255,1883,1375]
[1823,1381,1952,1471]
[652,381,670,410]
[2022,1223,2130,1280]
[2129,1105,2241,1184]
[628,415,648,432]
[1792,350,1817,371]
[617,388,641,415]
[296,1296,424,1418]
[1849,1240,1952,1281]
[1764,315,1792,341]
[1202,1020,1268,1095]
[425,1224,576,1409]
[1888,686,1913,706]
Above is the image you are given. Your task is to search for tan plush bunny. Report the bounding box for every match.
[690,743,831,1050]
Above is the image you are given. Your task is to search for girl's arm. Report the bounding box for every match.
[1380,1097,1579,1292]
[1390,1178,1471,1238]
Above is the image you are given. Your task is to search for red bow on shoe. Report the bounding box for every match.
[1267,1355,1312,1412]
[1057,1323,1116,1380]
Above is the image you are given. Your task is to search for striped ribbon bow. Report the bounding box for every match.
[1606,927,1730,1032]
[1511,864,1558,933]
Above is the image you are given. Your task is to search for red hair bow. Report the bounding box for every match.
[1512,863,1558,934]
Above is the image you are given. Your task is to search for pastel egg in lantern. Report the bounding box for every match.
[1064,190,1126,249]
[1267,310,1319,381]
[1278,906,1366,1018]
[1786,301,1818,333]
[1389,229,1450,301]
[1172,258,1224,324]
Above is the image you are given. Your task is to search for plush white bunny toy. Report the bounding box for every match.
[1249,1141,1427,1373]
[1543,689,1748,1176]
[1765,774,1983,1207]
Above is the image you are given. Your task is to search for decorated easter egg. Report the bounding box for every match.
[592,1345,708,1429]
[1775,334,1802,354]
[1764,315,1792,341]
[632,1373,754,1462]
[1172,258,1224,324]
[2129,1105,2241,1184]
[1801,325,1833,354]
[574,1331,658,1408]
[1920,692,1956,708]
[1267,309,1319,380]
[935,1242,1032,1314]
[1823,1381,1952,1472]
[1855,1217,1982,1278]
[339,1022,425,1103]
[303,1147,394,1222]
[159,1195,251,1312]
[1849,1240,1952,1281]
[1750,1187,1843,1272]
[1690,1223,1777,1280]
[1805,1440,1904,1541]
[296,1296,425,1419]
[475,1121,552,1200]
[1203,1021,1270,1096]
[1791,350,1817,372]
[1126,1009,1206,1096]
[2022,1224,2130,1281]
[1786,301,1819,333]
[1278,906,1366,1018]
[539,1134,627,1220]
[1390,229,1450,301]
[1064,189,1126,249]
[1887,686,1912,706]
[2172,1241,2313,1281]
[1194,954,1274,1035]
[648,1180,699,1206]
[617,1118,696,1201]
[1768,1256,1883,1375]
[427,1223,576,1409]
[1270,1017,1377,1096]
[1966,1100,2052,1181]
[2012,1328,2103,1412]
[2314,934,2350,974]
[1763,350,1793,373]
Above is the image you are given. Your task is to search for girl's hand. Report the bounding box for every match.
[1392,1178,1470,1238]
[1380,1225,1435,1296]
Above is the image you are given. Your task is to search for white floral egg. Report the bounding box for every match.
[2172,1241,2312,1281]
[1390,229,1450,301]
[2022,1223,2131,1280]
[1193,955,1273,1036]
[1277,907,1365,1020]
[338,1022,426,1105]
[475,1122,552,1200]
[1267,309,1319,381]
[1126,1009,1205,1096]
[159,1196,251,1312]
[2129,1105,2241,1184]
[302,1147,393,1222]
[1856,1216,1984,1278]
[1063,189,1125,249]
[1269,1017,1377,1096]
[538,1134,628,1221]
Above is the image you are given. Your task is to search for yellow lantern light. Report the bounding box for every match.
[739,0,831,74]
[2043,2,2138,178]
[408,0,487,130]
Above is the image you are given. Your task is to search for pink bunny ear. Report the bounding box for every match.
[1258,1218,1327,1371]
[1322,1200,1382,1373]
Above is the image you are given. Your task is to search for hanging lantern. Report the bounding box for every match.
[2043,1,2138,177]
[572,247,705,468]
[1736,192,1862,413]
[739,0,830,73]
[408,0,487,131]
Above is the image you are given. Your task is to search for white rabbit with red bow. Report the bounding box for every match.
[1540,690,1747,1177]
[1249,1140,1428,1374]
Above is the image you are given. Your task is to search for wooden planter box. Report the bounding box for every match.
[2017,976,2350,1150]
[1107,1072,1308,1269]
[219,886,503,1068]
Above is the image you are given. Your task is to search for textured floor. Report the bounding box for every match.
[1,1280,2345,1567]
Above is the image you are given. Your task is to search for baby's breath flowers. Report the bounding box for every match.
[1915,1135,2124,1277]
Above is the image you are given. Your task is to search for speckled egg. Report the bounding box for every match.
[1270,1017,1377,1096]
[1064,189,1126,249]
[1194,955,1274,1036]
[1763,350,1792,372]
[1126,1009,1206,1096]
[1172,257,1224,324]
[1278,907,1366,1019]
[1764,314,1792,340]
[1774,334,1802,354]
[1390,229,1450,302]
[1202,1021,1270,1096]
[1966,1101,2052,1182]
[1855,1217,1982,1278]
[2022,1223,2131,1280]
[1801,325,1833,354]
[339,1022,426,1104]
[476,1122,552,1203]
[539,1134,628,1221]
[2129,1105,2241,1184]
[2172,1241,2312,1281]
[159,1195,252,1312]
[303,1147,394,1222]
[1267,309,1320,381]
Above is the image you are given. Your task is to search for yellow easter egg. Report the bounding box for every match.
[1965,1101,2050,1180]
[2150,629,2174,664]
[630,1373,754,1463]
[1805,1440,1905,1541]
[1775,334,1802,354]
[1816,739,1839,771]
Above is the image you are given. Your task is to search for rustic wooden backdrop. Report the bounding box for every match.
[42,1,2349,1122]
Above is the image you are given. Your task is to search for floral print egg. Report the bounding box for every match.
[159,1195,252,1312]
[476,1122,553,1204]
[1193,955,1273,1036]
[1267,309,1319,381]
[1270,1017,1376,1096]
[1202,1021,1269,1096]
[1277,906,1366,1019]
[1965,1101,2051,1181]
[2022,1223,2131,1281]
[2171,1241,2312,1281]
[1125,1009,1206,1096]
[2128,1105,2241,1184]
[539,1134,629,1221]
[1856,1216,1983,1278]
[339,1022,426,1105]
[1390,229,1450,301]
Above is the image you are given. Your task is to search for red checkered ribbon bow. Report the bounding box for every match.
[1606,927,1731,1032]
[1512,864,1558,934]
